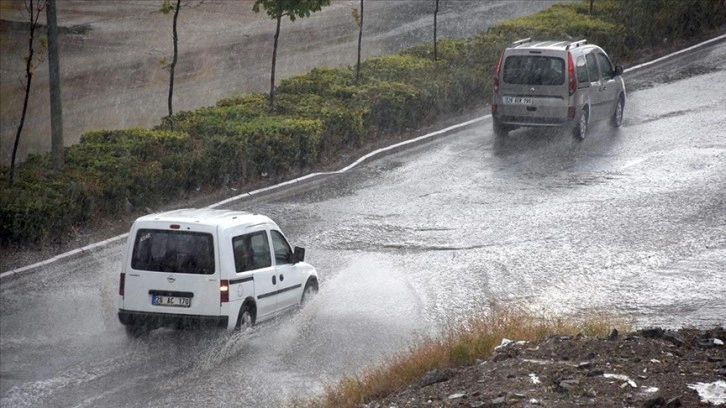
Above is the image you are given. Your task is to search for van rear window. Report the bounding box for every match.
[503,56,565,86]
[131,229,215,274]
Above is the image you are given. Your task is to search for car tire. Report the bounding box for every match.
[301,278,318,306]
[573,107,588,141]
[125,323,149,339]
[492,117,509,138]
[236,304,255,331]
[611,95,624,127]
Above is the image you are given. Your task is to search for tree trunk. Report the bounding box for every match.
[355,0,364,83]
[167,0,181,125]
[47,0,64,171]
[270,6,282,111]
[9,0,43,187]
[434,0,439,61]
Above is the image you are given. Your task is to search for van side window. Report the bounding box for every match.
[576,56,589,83]
[271,230,293,265]
[233,231,271,272]
[586,53,599,82]
[596,52,615,79]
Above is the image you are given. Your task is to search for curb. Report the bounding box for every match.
[623,34,726,75]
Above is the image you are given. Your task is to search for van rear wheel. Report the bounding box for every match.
[124,323,149,339]
[493,117,510,138]
[573,108,588,141]
[236,304,254,331]
[611,95,624,127]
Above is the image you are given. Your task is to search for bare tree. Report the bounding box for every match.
[46,0,63,171]
[253,0,331,110]
[9,0,46,187]
[433,0,439,61]
[352,0,364,83]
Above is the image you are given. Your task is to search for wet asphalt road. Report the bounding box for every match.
[2,41,726,408]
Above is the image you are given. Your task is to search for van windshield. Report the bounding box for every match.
[503,55,565,86]
[131,229,215,274]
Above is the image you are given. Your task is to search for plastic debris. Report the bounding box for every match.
[688,380,726,405]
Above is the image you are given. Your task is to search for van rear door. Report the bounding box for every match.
[500,53,569,123]
[122,223,221,318]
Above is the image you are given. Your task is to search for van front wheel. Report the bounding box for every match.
[301,279,318,306]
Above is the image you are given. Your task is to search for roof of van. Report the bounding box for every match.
[133,208,275,230]
[508,39,593,52]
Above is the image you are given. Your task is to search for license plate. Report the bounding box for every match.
[503,96,533,105]
[152,295,191,308]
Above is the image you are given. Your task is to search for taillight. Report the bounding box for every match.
[220,280,229,303]
[119,273,125,297]
[491,104,498,114]
[493,52,504,94]
[567,52,577,96]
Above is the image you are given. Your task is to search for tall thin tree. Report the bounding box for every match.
[47,0,63,171]
[9,0,46,187]
[354,0,364,83]
[253,0,331,111]
[433,0,439,61]
[161,0,181,127]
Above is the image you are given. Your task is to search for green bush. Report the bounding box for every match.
[277,67,356,97]
[0,177,91,245]
[490,3,627,59]
[360,54,434,84]
[234,117,324,178]
[276,92,367,155]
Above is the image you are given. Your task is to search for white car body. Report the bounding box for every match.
[118,208,318,333]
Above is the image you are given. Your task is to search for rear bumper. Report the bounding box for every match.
[494,114,570,127]
[118,309,229,330]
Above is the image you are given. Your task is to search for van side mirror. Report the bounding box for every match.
[293,246,305,263]
[614,65,623,76]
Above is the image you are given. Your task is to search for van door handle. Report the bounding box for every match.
[272,275,276,285]
[279,274,284,282]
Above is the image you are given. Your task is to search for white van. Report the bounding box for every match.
[118,208,319,336]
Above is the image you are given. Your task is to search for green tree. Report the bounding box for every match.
[252,0,331,110]
[9,0,47,187]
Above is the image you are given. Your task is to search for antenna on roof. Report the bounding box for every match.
[566,39,587,50]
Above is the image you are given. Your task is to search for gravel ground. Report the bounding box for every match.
[363,328,726,408]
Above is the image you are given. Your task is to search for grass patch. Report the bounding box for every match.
[296,304,630,408]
